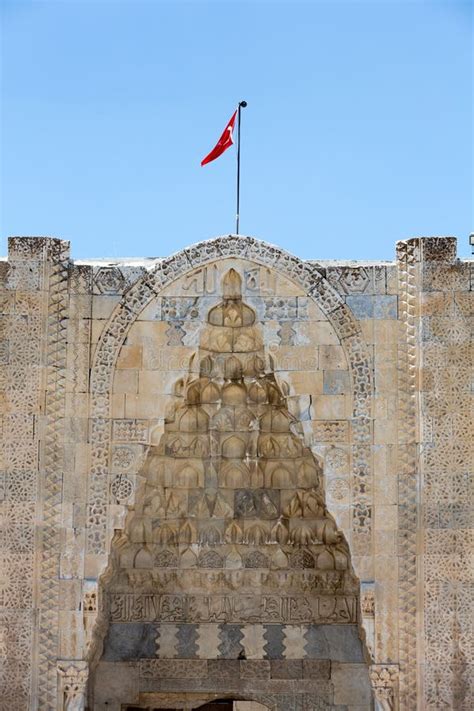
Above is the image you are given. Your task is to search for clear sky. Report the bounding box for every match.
[1,0,472,260]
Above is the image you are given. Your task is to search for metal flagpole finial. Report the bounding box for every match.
[239,100,248,108]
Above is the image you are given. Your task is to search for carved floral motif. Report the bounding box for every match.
[370,664,399,711]
[57,663,89,711]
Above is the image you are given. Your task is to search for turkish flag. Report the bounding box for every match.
[201,110,237,166]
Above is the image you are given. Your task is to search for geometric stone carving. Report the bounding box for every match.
[327,478,350,503]
[94,267,125,294]
[396,239,419,709]
[110,474,134,503]
[34,240,70,711]
[328,266,371,294]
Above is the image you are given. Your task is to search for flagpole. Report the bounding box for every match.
[236,100,247,234]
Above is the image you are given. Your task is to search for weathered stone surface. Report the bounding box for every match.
[208,659,240,678]
[240,660,271,679]
[102,623,157,661]
[332,663,372,706]
[302,659,332,679]
[270,659,303,679]
[93,661,140,710]
[323,626,365,663]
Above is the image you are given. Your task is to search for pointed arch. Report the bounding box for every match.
[86,235,374,678]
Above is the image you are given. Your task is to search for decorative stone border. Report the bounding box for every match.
[396,239,420,710]
[37,240,70,709]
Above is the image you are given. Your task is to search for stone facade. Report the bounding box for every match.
[0,235,471,710]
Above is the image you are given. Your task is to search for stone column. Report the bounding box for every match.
[370,664,399,711]
[57,662,89,711]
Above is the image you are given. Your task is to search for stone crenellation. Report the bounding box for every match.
[0,235,472,711]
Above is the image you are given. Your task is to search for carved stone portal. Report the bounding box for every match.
[95,268,368,707]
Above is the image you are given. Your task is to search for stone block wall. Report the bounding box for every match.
[93,656,372,710]
[0,235,471,710]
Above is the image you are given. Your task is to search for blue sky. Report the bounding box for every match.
[1,0,472,260]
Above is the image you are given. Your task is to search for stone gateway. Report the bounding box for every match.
[0,235,472,710]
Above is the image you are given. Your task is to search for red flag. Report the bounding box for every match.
[201,110,237,166]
